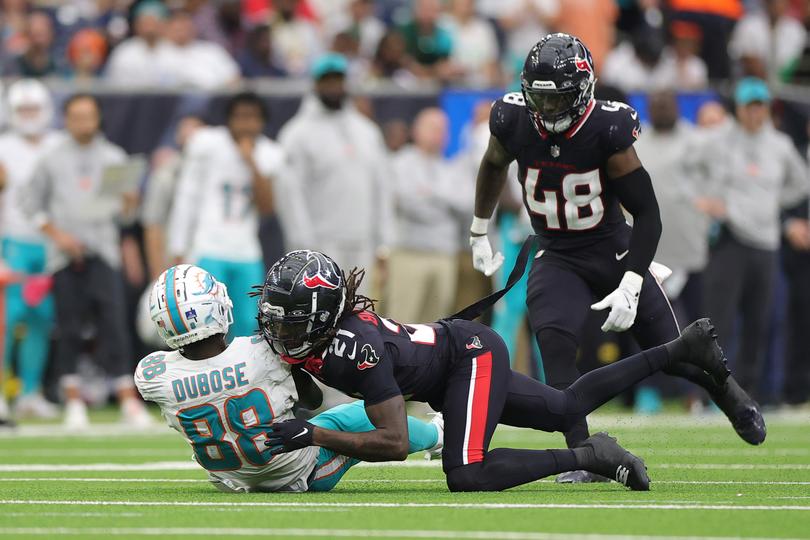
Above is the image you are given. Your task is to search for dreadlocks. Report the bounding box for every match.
[339,267,376,319]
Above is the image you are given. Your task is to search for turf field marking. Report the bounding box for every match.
[5,478,810,487]
[4,500,810,511]
[2,512,144,517]
[0,528,806,540]
[5,461,810,472]
[2,447,806,458]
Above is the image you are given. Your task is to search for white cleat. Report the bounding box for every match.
[15,393,59,419]
[424,412,444,460]
[63,399,90,430]
[121,398,154,429]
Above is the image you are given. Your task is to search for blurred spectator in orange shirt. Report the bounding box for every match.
[66,28,108,81]
[670,0,743,80]
[553,0,617,72]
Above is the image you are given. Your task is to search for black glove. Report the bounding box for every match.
[264,418,315,455]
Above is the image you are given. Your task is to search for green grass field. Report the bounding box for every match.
[1,408,809,540]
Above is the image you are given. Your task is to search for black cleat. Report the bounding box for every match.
[576,432,650,491]
[667,319,731,388]
[555,470,611,484]
[711,376,767,445]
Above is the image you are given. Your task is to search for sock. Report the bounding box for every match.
[406,416,439,452]
[446,448,578,492]
[567,345,670,414]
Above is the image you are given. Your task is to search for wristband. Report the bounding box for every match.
[619,271,644,296]
[470,216,490,236]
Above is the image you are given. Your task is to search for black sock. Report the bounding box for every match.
[567,345,670,414]
[446,448,578,492]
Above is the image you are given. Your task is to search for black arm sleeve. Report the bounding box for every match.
[611,166,662,275]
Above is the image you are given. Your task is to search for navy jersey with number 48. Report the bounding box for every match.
[490,93,641,250]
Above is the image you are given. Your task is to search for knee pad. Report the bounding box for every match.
[445,464,484,492]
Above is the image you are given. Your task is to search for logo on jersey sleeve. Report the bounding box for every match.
[357,344,380,370]
[465,336,483,351]
[302,256,340,290]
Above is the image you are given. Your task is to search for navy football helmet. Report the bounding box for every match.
[257,250,346,361]
[521,33,596,134]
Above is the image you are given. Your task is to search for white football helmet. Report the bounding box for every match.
[150,264,234,349]
[7,79,53,136]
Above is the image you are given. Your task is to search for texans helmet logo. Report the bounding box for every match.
[574,57,592,74]
[302,256,340,290]
[357,344,380,370]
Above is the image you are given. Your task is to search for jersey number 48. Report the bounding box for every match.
[524,168,604,230]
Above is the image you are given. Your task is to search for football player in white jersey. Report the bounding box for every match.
[167,92,281,340]
[0,79,62,419]
[135,264,442,493]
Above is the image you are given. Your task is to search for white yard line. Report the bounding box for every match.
[2,500,809,511]
[3,461,810,472]
[0,528,806,540]
[4,478,810,488]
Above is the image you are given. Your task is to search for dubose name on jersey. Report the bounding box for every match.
[134,336,318,492]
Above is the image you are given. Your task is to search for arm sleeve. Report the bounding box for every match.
[166,136,206,258]
[611,166,662,275]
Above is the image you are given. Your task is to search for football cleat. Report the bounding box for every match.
[555,470,610,484]
[711,376,767,445]
[424,412,444,460]
[667,319,731,388]
[576,432,650,491]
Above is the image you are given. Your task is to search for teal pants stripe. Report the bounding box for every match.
[196,258,265,340]
[2,237,53,395]
[490,214,545,381]
[307,400,439,492]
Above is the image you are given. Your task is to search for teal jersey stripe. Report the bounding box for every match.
[164,266,187,335]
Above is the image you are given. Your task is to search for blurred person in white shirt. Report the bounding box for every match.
[279,54,393,295]
[163,8,241,90]
[444,0,501,88]
[326,0,386,60]
[104,0,175,87]
[168,93,287,340]
[498,0,559,65]
[602,26,708,93]
[0,79,61,419]
[270,0,324,77]
[386,108,465,323]
[729,0,806,81]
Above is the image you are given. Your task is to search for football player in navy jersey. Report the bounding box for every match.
[255,250,750,493]
[468,33,765,482]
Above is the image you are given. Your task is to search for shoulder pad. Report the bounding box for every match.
[598,100,641,154]
[490,93,524,141]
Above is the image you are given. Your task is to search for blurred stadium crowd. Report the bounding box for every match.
[0,0,809,428]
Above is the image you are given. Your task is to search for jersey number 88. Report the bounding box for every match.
[176,388,276,471]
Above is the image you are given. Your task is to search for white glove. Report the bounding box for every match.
[590,271,644,332]
[470,235,504,277]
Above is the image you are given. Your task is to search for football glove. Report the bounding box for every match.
[470,235,504,277]
[591,271,643,333]
[264,418,315,455]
